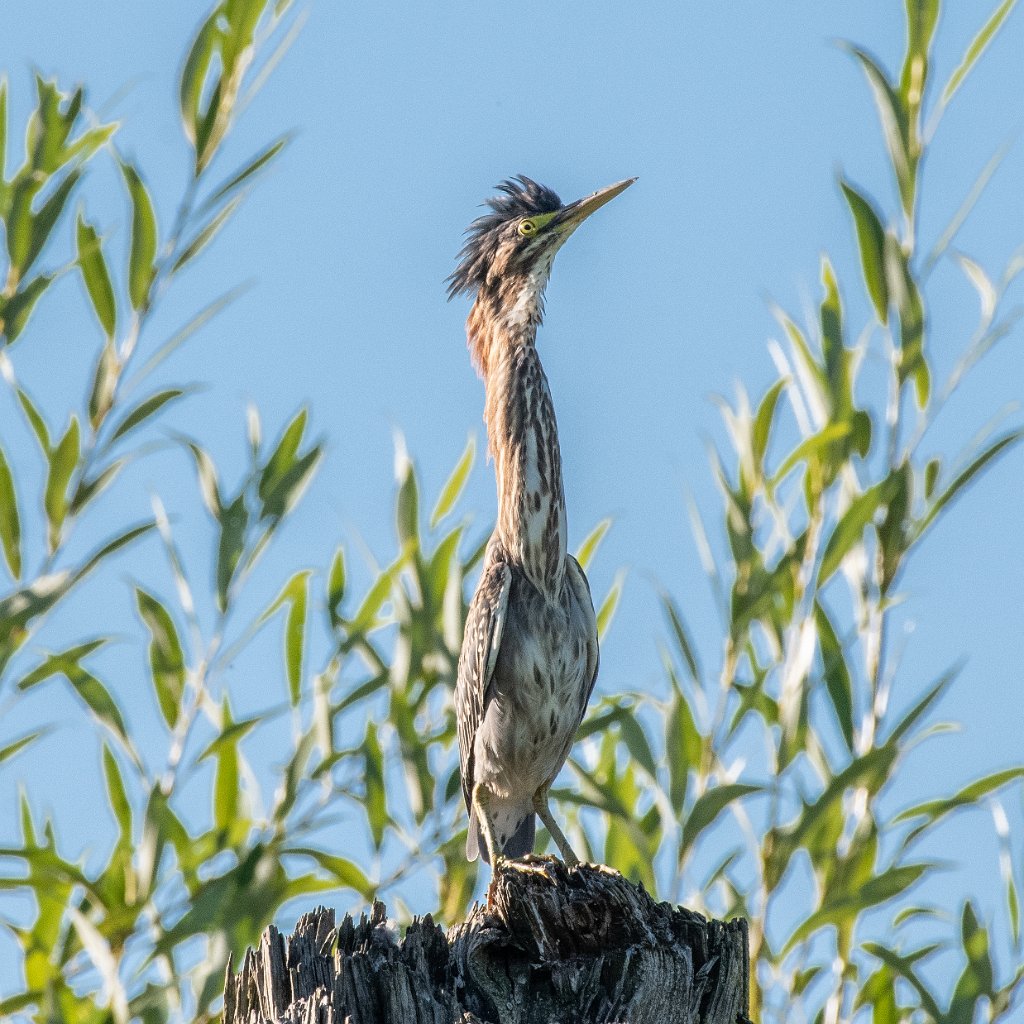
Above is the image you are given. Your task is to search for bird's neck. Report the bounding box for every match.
[480,324,567,596]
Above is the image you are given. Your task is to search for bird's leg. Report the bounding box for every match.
[533,784,579,867]
[472,782,505,869]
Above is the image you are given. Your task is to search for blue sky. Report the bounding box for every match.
[1,0,1023,999]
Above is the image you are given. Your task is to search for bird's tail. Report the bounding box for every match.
[466,807,536,864]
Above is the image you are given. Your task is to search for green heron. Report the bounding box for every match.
[449,175,635,868]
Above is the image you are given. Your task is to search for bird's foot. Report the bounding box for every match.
[503,853,558,879]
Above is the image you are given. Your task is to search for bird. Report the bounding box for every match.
[448,174,635,868]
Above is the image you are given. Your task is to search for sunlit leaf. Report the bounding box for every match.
[216,493,249,611]
[0,731,42,765]
[815,601,854,750]
[431,437,475,528]
[260,570,310,705]
[362,725,388,848]
[202,135,291,212]
[0,445,22,578]
[172,194,244,273]
[944,0,1019,104]
[119,159,158,310]
[110,389,186,442]
[135,588,187,728]
[680,783,761,857]
[43,416,80,551]
[327,547,346,627]
[818,478,887,586]
[76,212,117,338]
[841,179,890,324]
[576,518,611,570]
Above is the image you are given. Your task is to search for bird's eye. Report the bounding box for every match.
[518,219,537,236]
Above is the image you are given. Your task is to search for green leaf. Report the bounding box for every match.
[211,697,242,834]
[202,135,291,212]
[944,0,1019,105]
[575,517,611,570]
[895,766,1024,825]
[17,389,51,452]
[179,12,219,148]
[258,410,321,521]
[841,179,890,323]
[88,339,120,430]
[665,671,701,814]
[78,520,155,578]
[24,169,82,274]
[135,588,187,728]
[596,570,624,638]
[948,901,995,1022]
[260,570,310,705]
[773,422,852,485]
[661,593,701,681]
[69,460,123,516]
[752,378,787,469]
[119,159,158,310]
[102,744,132,840]
[430,435,475,527]
[172,194,244,273]
[917,431,1023,539]
[818,479,887,586]
[1,274,53,343]
[0,731,42,765]
[327,548,346,627]
[396,458,420,546]
[75,212,117,338]
[188,441,222,515]
[110,389,186,442]
[680,783,761,856]
[43,416,80,551]
[0,445,22,578]
[216,494,249,611]
[285,847,374,899]
[362,725,388,848]
[815,602,854,750]
[886,233,928,407]
[863,942,943,1020]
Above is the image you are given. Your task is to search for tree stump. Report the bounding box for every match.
[223,858,750,1024]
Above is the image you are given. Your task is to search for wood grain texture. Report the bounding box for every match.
[223,859,750,1024]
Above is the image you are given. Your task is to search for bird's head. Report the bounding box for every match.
[448,175,635,372]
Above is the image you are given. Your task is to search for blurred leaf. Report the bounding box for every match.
[261,570,310,705]
[0,445,22,578]
[666,671,701,814]
[327,548,346,627]
[916,430,1023,539]
[17,388,51,452]
[362,725,388,848]
[172,194,244,273]
[773,422,851,484]
[258,410,322,521]
[895,766,1024,826]
[886,233,929,407]
[76,212,117,338]
[944,0,1019,104]
[188,441,222,515]
[863,942,943,1019]
[179,11,219,148]
[396,458,419,546]
[596,570,624,638]
[752,378,787,468]
[119,159,158,310]
[431,435,475,527]
[202,135,291,212]
[43,416,80,551]
[111,389,186,442]
[0,731,42,765]
[102,744,132,841]
[576,517,611,570]
[841,179,890,323]
[924,457,940,500]
[818,479,887,586]
[815,602,854,750]
[88,340,119,430]
[661,592,701,682]
[285,847,374,899]
[1,274,53,343]
[24,169,82,274]
[948,901,995,1022]
[216,493,249,611]
[680,783,761,857]
[135,588,187,728]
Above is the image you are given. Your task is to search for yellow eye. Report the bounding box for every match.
[518,219,538,236]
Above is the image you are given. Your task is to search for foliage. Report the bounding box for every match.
[1,3,1023,1024]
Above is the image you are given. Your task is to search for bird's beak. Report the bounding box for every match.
[555,177,637,233]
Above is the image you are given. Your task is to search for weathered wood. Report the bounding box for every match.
[224,858,750,1024]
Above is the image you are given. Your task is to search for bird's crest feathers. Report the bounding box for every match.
[447,176,562,300]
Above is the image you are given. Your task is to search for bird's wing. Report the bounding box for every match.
[456,557,512,816]
[566,553,600,708]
